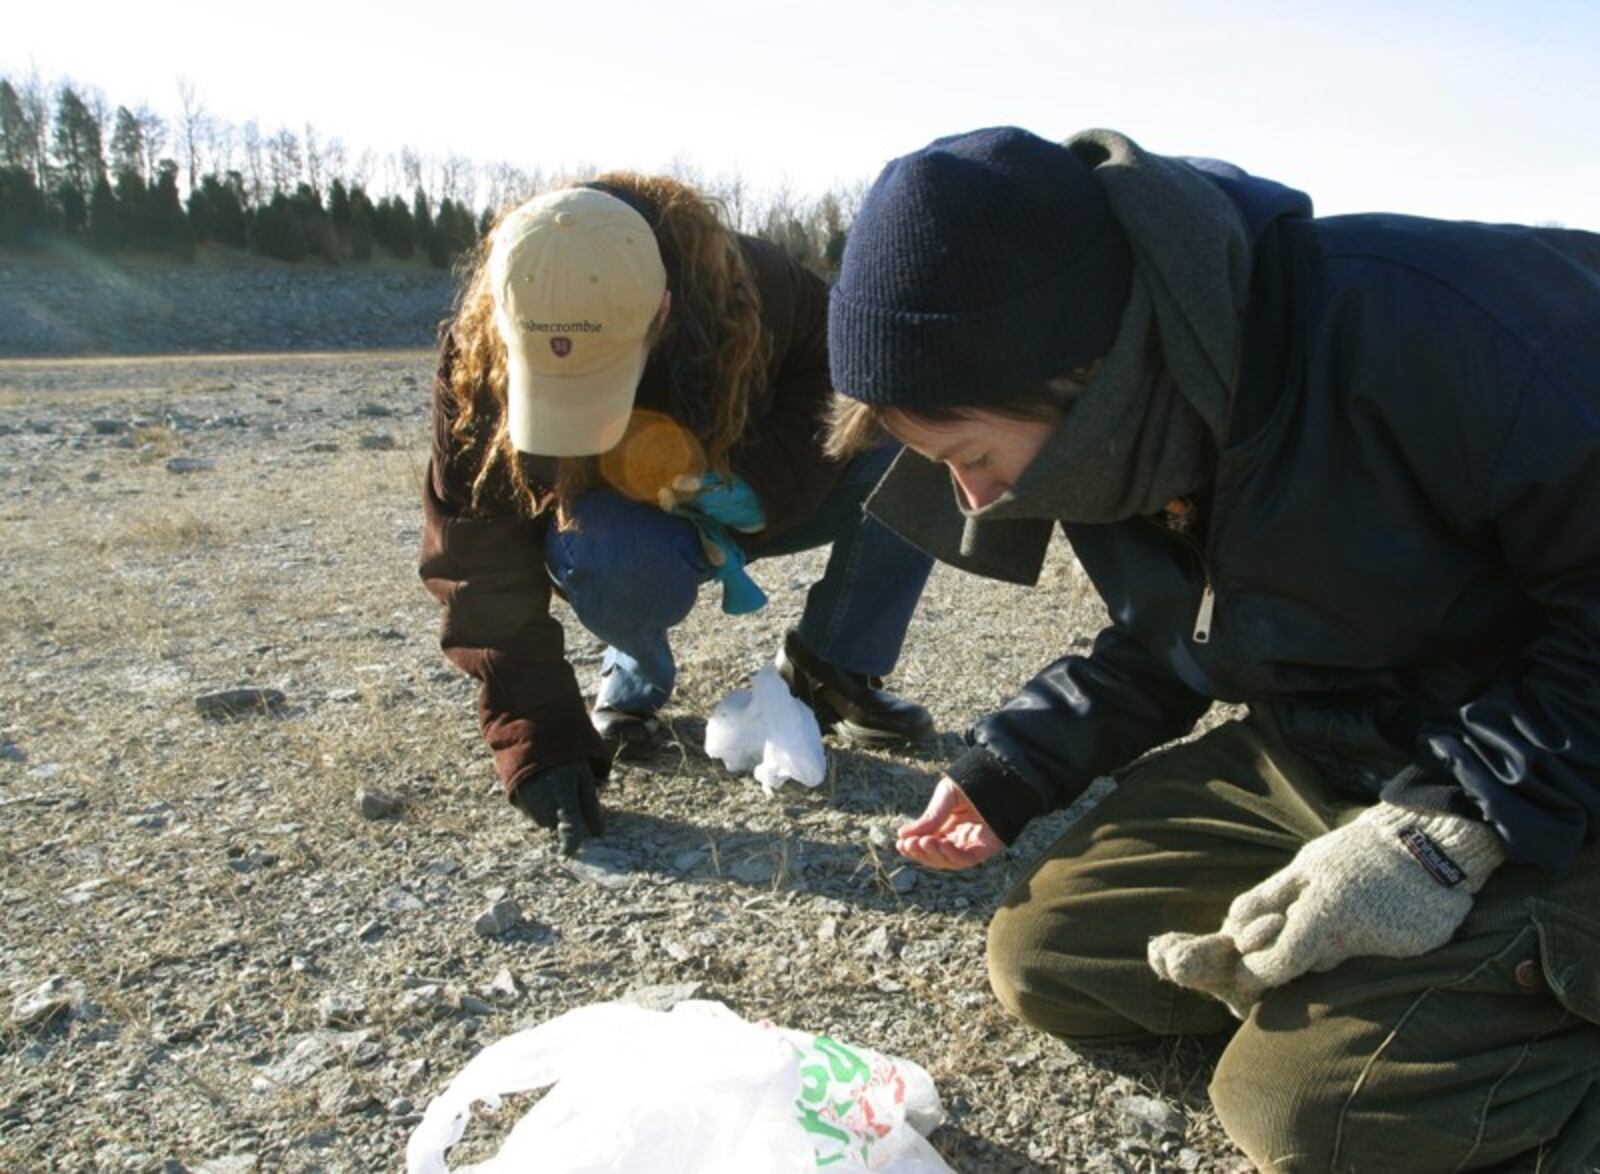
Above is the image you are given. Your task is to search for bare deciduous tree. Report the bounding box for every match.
[321,136,347,191]
[347,147,374,192]
[266,126,301,196]
[303,121,323,196]
[398,146,424,198]
[709,169,749,233]
[437,153,474,207]
[18,70,53,189]
[136,105,166,183]
[482,161,539,214]
[206,117,236,177]
[86,87,112,161]
[175,77,209,193]
[241,120,266,206]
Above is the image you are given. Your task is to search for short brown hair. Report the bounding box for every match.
[824,369,1096,459]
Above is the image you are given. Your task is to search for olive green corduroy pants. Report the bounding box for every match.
[987,715,1600,1173]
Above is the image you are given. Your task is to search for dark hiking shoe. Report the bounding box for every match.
[775,629,934,749]
[591,705,663,759]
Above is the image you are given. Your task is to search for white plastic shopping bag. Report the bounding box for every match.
[406,1000,952,1174]
[705,663,827,793]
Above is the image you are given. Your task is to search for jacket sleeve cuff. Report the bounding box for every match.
[1379,762,1482,820]
[945,746,1048,846]
[1363,801,1507,891]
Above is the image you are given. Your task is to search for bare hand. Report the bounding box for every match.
[896,777,1003,870]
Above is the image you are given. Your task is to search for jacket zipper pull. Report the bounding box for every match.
[1192,582,1215,644]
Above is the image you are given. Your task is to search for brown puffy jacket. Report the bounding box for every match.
[419,235,840,795]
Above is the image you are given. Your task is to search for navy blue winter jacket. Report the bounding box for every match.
[950,169,1600,873]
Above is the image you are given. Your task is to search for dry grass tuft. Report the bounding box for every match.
[118,509,231,551]
[131,423,182,457]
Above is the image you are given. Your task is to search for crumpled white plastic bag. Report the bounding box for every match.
[705,663,827,794]
[406,999,952,1174]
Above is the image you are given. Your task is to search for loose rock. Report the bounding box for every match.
[11,976,84,1029]
[318,992,368,1027]
[620,981,706,1012]
[1116,1093,1187,1140]
[194,1156,258,1173]
[456,993,495,1016]
[563,846,634,890]
[484,968,519,1002]
[473,898,522,938]
[260,1034,340,1087]
[193,688,286,720]
[358,788,405,820]
[165,456,217,474]
[858,926,896,960]
[396,985,443,1017]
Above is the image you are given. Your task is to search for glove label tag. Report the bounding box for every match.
[1399,827,1467,888]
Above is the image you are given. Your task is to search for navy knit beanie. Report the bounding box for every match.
[829,126,1132,407]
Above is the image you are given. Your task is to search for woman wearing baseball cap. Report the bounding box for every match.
[419,173,934,856]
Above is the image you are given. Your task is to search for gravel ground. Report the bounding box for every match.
[0,352,1249,1173]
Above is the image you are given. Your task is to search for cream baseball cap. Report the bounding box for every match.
[489,187,668,456]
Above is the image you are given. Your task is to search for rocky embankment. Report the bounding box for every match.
[0,250,456,356]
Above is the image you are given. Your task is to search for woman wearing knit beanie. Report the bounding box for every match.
[828,125,1600,1170]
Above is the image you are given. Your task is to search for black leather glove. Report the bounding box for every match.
[510,761,605,857]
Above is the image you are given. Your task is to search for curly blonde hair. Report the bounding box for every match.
[441,172,769,525]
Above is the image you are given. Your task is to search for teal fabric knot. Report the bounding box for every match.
[673,472,768,614]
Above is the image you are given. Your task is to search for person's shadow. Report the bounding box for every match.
[927,1121,1065,1173]
[589,713,1101,921]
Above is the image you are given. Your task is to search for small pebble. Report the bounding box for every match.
[484,968,519,1001]
[358,788,404,820]
[318,992,367,1027]
[194,688,286,720]
[473,898,522,938]
[889,867,919,894]
[166,456,217,474]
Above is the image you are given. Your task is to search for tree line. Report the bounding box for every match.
[0,72,858,277]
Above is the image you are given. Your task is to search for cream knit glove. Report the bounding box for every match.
[1148,803,1506,1018]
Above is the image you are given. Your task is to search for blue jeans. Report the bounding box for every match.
[544,445,932,714]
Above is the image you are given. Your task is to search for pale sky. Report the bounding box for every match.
[9,0,1599,227]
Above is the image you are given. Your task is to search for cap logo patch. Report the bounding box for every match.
[520,318,603,333]
[549,337,572,358]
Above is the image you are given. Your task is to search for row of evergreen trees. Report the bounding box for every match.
[2,162,483,268]
[1,74,855,276]
[1,76,507,267]
[0,160,486,267]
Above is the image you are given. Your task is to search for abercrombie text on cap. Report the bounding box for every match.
[520,319,605,333]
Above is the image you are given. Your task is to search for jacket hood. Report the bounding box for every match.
[1178,156,1314,244]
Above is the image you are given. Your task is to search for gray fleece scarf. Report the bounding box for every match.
[868,129,1252,584]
